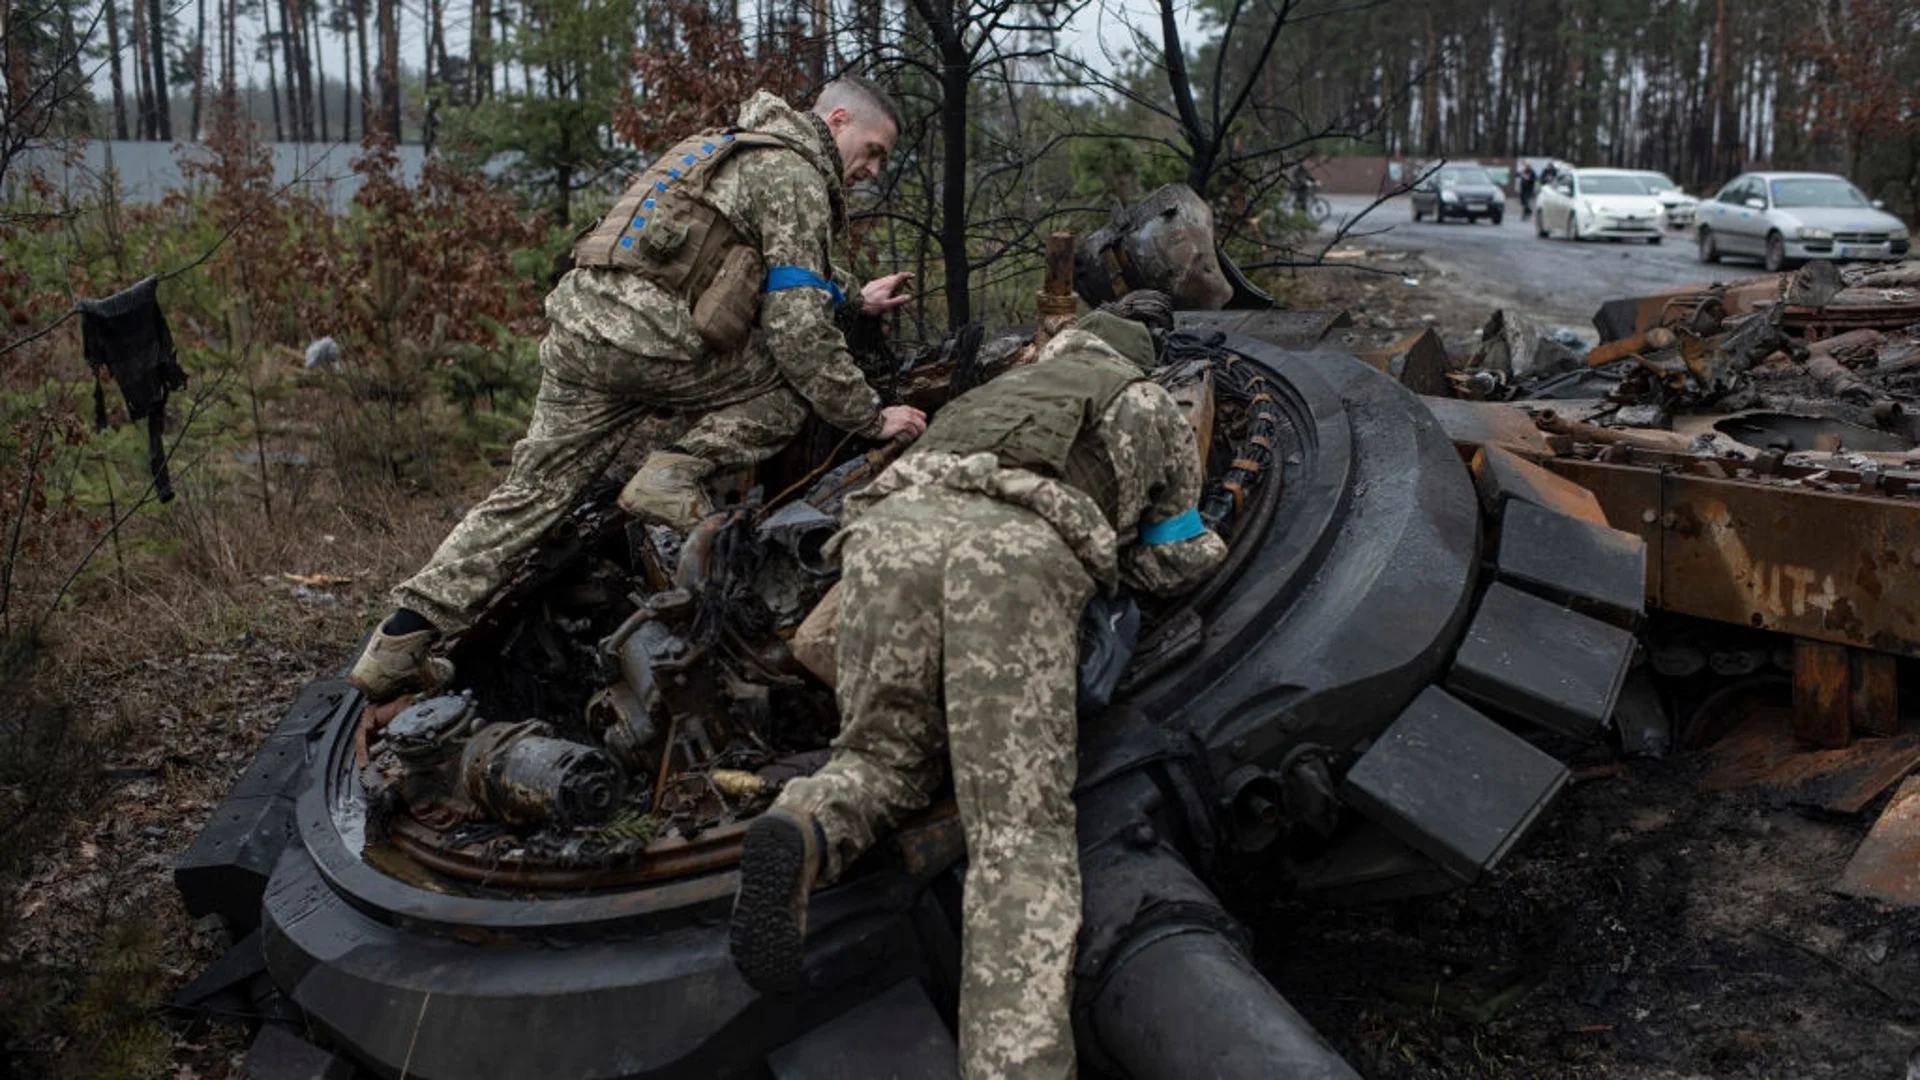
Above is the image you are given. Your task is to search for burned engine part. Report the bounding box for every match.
[457,720,626,829]
[586,681,659,775]
[754,501,840,577]
[385,691,482,809]
[386,692,479,769]
[1076,184,1236,311]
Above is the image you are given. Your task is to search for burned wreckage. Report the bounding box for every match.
[173,189,1660,1079]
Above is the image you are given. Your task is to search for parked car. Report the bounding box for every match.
[1411,163,1506,224]
[1626,171,1698,230]
[1695,171,1912,271]
[1534,168,1667,243]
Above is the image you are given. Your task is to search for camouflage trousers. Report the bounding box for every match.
[392,330,810,635]
[775,485,1095,1080]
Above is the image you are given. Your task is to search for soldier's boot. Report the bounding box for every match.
[618,450,715,529]
[348,620,455,702]
[730,806,824,995]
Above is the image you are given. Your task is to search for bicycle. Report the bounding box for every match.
[1292,186,1333,226]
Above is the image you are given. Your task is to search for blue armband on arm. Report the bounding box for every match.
[1140,507,1205,546]
[766,265,847,306]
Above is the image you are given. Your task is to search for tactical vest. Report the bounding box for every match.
[918,349,1144,524]
[572,129,791,329]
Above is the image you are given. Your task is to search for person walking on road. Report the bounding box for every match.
[729,292,1229,1080]
[1518,161,1538,220]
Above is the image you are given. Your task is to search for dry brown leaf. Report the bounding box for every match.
[281,572,354,587]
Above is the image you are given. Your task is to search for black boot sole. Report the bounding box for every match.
[731,815,810,995]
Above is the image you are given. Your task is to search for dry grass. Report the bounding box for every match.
[0,372,503,1079]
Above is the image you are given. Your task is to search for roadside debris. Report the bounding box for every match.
[1836,776,1920,907]
[1700,707,1920,816]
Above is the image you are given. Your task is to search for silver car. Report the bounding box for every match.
[1695,171,1911,271]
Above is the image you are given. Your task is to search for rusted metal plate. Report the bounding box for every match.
[1548,457,1920,658]
[1784,301,1920,341]
[1834,776,1920,906]
[1327,328,1451,397]
[1419,397,1555,458]
[1852,650,1900,737]
[1471,445,1609,525]
[388,816,750,889]
[1794,639,1852,750]
[1591,278,1783,341]
[1700,707,1920,814]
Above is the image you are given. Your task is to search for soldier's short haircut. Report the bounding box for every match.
[813,75,903,137]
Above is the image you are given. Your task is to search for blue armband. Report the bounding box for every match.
[1140,507,1205,546]
[766,266,847,306]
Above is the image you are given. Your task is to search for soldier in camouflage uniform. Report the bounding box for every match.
[349,77,928,701]
[730,295,1228,1080]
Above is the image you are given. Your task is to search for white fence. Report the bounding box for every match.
[7,140,429,212]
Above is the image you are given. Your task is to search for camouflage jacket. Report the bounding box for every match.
[841,326,1229,595]
[544,92,883,436]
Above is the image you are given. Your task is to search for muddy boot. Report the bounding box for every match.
[348,620,454,702]
[730,806,823,995]
[618,450,715,529]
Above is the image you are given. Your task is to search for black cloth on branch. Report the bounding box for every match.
[77,277,188,503]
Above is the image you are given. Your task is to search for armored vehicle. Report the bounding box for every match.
[175,209,1644,1080]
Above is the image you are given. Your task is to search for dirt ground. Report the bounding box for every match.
[1249,259,1920,1078]
[1258,752,1920,1079]
[1263,245,1526,353]
[9,260,1919,1079]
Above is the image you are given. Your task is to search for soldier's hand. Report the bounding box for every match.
[877,404,928,441]
[860,273,914,315]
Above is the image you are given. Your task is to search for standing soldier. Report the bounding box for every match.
[729,293,1229,1080]
[349,77,928,701]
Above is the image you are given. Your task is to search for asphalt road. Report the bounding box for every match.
[1322,194,1776,331]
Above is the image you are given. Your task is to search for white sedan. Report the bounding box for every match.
[1535,169,1668,244]
[1627,171,1698,229]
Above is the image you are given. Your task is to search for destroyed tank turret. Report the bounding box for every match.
[173,198,1648,1079]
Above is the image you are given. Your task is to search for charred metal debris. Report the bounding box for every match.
[1183,258,1920,904]
[348,328,1284,890]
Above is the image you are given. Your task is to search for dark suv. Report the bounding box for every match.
[1412,164,1507,224]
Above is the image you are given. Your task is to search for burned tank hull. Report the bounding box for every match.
[189,327,1638,1078]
